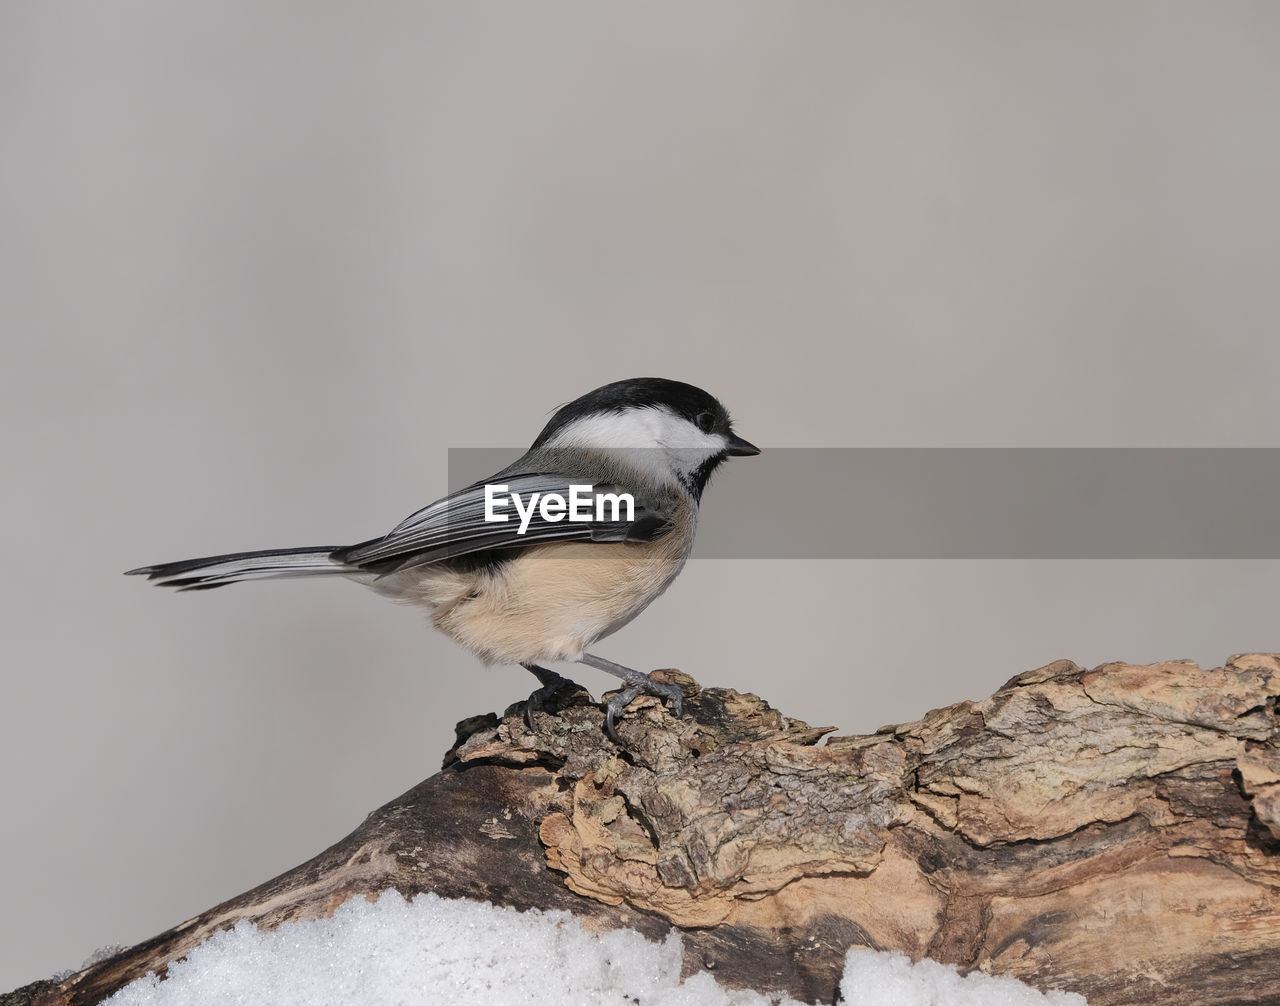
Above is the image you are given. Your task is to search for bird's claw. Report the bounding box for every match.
[523,668,576,730]
[603,675,685,743]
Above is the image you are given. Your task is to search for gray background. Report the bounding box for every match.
[3,1,1278,990]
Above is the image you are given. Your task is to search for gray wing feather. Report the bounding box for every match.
[339,473,671,572]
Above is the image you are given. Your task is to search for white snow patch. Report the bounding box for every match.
[102,890,1087,1005]
[839,948,1087,1005]
[104,891,797,1005]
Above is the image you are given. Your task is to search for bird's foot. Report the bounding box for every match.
[602,673,685,743]
[521,664,586,729]
[578,653,687,742]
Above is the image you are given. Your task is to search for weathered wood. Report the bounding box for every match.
[8,655,1280,1005]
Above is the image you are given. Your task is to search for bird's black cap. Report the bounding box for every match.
[531,377,754,452]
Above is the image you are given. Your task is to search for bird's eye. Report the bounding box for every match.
[696,412,715,434]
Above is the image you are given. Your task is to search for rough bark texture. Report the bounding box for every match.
[8,654,1280,1006]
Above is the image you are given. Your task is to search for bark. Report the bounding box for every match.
[8,655,1280,1006]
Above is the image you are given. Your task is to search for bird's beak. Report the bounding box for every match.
[725,433,761,457]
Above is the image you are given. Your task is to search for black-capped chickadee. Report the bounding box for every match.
[128,377,759,739]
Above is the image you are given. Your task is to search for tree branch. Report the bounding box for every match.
[9,655,1279,1006]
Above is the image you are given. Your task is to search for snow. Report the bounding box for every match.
[102,890,1086,1005]
[840,950,1087,1005]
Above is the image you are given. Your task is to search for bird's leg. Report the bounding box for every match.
[521,663,583,729]
[577,652,685,741]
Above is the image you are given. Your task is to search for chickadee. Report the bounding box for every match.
[128,377,759,739]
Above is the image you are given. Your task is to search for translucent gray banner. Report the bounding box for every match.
[448,448,1280,559]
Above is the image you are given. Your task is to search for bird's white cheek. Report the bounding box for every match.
[544,410,668,451]
[545,407,724,484]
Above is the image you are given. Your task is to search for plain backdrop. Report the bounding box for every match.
[3,1,1278,991]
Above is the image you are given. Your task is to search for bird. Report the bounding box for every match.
[127,377,760,740]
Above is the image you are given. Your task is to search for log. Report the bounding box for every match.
[8,654,1280,1006]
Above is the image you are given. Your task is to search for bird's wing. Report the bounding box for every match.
[335,472,673,573]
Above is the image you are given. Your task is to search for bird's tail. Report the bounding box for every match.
[126,546,350,591]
